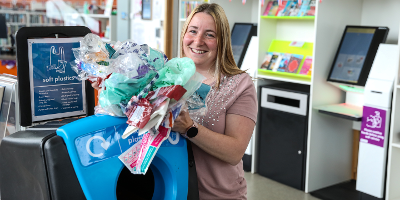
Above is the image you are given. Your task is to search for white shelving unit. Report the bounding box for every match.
[207,0,400,198]
[386,40,400,200]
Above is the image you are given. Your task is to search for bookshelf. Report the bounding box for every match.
[0,10,64,49]
[0,10,117,50]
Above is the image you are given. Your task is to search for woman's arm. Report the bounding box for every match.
[172,110,255,166]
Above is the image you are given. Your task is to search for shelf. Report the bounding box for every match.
[260,16,315,20]
[314,103,362,121]
[68,13,110,19]
[179,18,187,22]
[257,69,311,85]
[7,22,26,25]
[392,143,400,149]
[29,24,62,27]
[0,55,16,60]
[0,10,26,14]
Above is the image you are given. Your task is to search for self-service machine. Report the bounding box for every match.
[0,26,198,200]
[356,44,398,199]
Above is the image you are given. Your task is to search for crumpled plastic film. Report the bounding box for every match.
[152,57,196,90]
[98,72,157,113]
[98,57,196,116]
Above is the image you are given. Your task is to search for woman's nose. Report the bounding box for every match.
[193,34,205,45]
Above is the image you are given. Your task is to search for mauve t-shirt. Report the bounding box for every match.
[190,73,258,199]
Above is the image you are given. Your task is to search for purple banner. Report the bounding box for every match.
[360,106,386,147]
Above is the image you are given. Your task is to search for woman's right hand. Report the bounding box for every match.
[91,81,101,90]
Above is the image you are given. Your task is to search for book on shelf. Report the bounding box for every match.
[263,1,279,16]
[299,56,313,75]
[276,53,292,72]
[286,54,304,73]
[260,52,273,69]
[289,2,302,16]
[269,53,282,71]
[263,0,315,17]
[306,0,316,16]
[282,1,296,16]
[263,1,274,16]
[276,1,289,16]
[260,52,281,70]
[298,0,310,16]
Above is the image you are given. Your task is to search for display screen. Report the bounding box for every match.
[231,24,253,66]
[329,28,375,83]
[28,37,86,122]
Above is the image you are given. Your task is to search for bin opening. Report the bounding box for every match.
[267,95,300,108]
[116,167,155,200]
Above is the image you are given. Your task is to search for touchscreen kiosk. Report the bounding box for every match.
[316,26,389,121]
[231,23,257,69]
[16,26,94,127]
[327,26,389,87]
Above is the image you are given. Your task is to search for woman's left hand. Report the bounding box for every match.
[172,109,193,134]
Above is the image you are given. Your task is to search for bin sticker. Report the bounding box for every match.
[75,123,143,167]
[360,106,386,147]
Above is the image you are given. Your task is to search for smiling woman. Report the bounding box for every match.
[182,12,218,75]
[173,3,258,200]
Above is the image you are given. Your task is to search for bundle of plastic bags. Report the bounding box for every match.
[71,34,205,174]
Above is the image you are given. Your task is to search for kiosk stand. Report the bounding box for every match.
[356,44,398,199]
[310,26,391,199]
[0,26,199,200]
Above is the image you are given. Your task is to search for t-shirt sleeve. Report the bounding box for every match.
[226,74,258,123]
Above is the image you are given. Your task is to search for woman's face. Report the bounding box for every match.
[183,12,218,70]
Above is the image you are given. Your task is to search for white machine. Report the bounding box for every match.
[356,44,399,198]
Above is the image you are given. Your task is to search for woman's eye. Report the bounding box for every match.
[189,30,196,34]
[207,33,215,38]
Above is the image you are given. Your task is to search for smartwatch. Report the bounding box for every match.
[184,121,198,138]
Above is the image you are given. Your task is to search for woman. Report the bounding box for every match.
[172,3,258,199]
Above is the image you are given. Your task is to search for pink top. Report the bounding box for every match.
[191,73,258,199]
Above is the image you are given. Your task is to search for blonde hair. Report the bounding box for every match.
[180,3,245,88]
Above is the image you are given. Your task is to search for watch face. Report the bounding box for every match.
[187,127,198,138]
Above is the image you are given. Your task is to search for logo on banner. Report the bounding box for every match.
[86,136,110,157]
[47,46,67,73]
[360,106,386,148]
[366,111,382,128]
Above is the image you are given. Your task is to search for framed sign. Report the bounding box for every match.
[142,0,152,20]
[28,37,87,122]
[16,26,94,126]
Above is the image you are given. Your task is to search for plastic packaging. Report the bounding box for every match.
[72,33,208,175]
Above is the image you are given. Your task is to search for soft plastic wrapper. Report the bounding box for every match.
[123,85,187,137]
[126,75,205,174]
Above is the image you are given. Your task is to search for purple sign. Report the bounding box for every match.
[360,106,386,147]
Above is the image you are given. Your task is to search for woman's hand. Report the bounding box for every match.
[172,109,194,134]
[91,81,101,90]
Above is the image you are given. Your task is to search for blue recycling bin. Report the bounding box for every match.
[57,115,190,200]
[0,114,198,200]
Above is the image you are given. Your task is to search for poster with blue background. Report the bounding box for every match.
[28,38,85,120]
